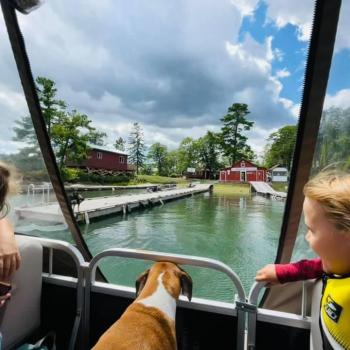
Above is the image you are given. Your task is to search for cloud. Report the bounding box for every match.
[0,0,313,156]
[264,0,313,41]
[275,68,290,78]
[324,89,350,110]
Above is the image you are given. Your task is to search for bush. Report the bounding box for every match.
[63,168,135,184]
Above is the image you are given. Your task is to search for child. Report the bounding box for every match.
[256,171,350,350]
[0,161,21,308]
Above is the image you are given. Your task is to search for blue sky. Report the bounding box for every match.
[0,0,349,157]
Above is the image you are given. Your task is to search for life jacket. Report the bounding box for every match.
[321,274,350,350]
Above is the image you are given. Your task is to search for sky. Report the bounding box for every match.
[0,0,349,158]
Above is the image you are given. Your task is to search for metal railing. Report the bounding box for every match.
[83,248,247,350]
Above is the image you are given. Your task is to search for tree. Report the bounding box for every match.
[177,137,200,174]
[51,110,106,170]
[197,131,221,179]
[128,122,146,174]
[148,143,168,176]
[219,103,254,164]
[264,125,297,170]
[36,76,66,137]
[114,137,126,151]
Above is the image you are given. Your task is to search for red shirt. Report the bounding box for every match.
[275,258,323,284]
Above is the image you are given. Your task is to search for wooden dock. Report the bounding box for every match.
[249,181,286,199]
[15,184,213,224]
[65,183,176,191]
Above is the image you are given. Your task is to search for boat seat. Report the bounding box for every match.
[0,235,43,349]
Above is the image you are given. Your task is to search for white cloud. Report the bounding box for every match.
[230,0,259,17]
[324,89,350,110]
[275,68,290,78]
[264,0,313,42]
[0,0,309,158]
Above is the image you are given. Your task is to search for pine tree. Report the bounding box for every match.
[219,103,255,164]
[128,122,145,174]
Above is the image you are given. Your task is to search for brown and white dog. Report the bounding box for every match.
[92,261,193,350]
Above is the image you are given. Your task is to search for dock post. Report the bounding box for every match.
[84,212,90,224]
[123,204,127,215]
[159,198,164,205]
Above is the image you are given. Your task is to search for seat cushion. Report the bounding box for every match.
[0,235,42,349]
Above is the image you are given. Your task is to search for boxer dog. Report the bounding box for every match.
[92,261,192,350]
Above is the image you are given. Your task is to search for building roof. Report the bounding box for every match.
[87,143,128,156]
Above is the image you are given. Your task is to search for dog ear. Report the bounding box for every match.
[135,269,150,297]
[180,269,193,301]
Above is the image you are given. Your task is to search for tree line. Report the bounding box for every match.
[8,75,332,180]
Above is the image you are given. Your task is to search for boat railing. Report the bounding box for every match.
[28,236,86,350]
[247,281,311,350]
[26,182,52,205]
[83,248,247,350]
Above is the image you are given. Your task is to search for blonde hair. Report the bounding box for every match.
[0,161,21,218]
[303,170,350,232]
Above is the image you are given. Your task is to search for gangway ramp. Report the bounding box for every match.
[249,181,286,199]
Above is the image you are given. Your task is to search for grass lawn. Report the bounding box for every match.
[270,182,288,192]
[134,175,188,185]
[213,183,251,195]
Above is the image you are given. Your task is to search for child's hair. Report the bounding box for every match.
[0,161,21,218]
[303,170,350,231]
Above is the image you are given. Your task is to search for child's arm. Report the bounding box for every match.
[256,258,323,285]
[0,218,21,280]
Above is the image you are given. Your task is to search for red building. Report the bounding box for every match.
[69,146,130,172]
[219,159,267,182]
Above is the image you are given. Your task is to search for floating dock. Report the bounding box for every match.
[16,184,213,224]
[249,181,286,199]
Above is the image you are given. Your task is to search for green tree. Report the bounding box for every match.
[197,131,221,179]
[219,103,254,164]
[51,110,106,170]
[114,136,126,151]
[148,143,168,176]
[128,122,146,174]
[264,125,297,169]
[36,76,66,137]
[177,137,200,174]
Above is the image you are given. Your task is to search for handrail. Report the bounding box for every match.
[83,248,247,350]
[247,281,310,350]
[27,236,86,350]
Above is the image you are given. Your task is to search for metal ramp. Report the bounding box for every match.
[249,181,286,199]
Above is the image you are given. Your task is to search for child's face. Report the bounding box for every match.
[303,197,350,274]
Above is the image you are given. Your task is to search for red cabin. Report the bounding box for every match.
[69,146,130,172]
[219,159,267,182]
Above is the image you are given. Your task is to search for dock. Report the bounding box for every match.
[249,181,286,199]
[15,184,213,224]
[65,183,176,191]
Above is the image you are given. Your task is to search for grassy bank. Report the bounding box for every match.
[213,183,251,195]
[270,182,288,192]
[133,175,189,185]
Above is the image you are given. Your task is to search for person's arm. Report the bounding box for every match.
[256,258,323,285]
[275,258,323,283]
[0,217,21,281]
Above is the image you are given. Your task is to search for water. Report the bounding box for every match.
[12,189,285,302]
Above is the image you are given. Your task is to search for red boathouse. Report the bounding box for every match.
[219,159,267,182]
[68,146,130,172]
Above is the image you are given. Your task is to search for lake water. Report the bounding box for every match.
[12,189,285,302]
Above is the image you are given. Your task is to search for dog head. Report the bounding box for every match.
[136,262,192,301]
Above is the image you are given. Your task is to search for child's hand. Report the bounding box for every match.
[255,264,279,286]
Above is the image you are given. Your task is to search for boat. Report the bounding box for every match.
[0,0,344,349]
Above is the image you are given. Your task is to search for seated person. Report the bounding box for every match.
[256,171,350,349]
[0,161,21,308]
